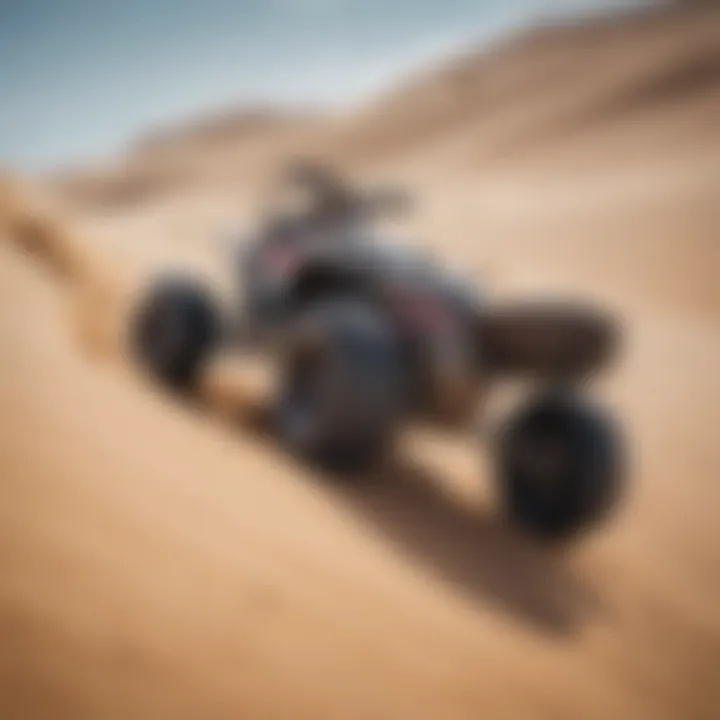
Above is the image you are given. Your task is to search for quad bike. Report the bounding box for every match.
[130,164,625,541]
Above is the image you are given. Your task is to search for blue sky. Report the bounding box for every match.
[0,0,647,170]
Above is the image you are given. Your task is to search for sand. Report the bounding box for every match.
[1,4,719,719]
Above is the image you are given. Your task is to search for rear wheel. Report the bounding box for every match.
[130,277,219,390]
[278,300,401,474]
[495,393,624,540]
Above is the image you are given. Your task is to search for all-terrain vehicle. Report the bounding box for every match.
[130,163,624,540]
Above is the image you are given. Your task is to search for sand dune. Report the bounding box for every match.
[2,4,720,719]
[51,4,720,204]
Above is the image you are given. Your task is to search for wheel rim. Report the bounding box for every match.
[281,348,329,449]
[512,428,574,489]
[139,302,187,371]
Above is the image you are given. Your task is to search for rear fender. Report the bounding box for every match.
[479,303,620,379]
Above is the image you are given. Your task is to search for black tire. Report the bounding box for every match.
[130,278,219,390]
[278,300,401,474]
[495,393,623,541]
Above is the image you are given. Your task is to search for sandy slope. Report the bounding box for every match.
[2,6,720,720]
[2,161,719,720]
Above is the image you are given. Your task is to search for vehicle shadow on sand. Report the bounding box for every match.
[229,399,602,636]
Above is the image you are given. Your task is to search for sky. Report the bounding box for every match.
[0,0,654,171]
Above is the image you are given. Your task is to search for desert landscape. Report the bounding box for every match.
[1,3,719,718]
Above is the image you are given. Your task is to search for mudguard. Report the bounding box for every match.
[479,302,620,378]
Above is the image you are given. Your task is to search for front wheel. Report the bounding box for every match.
[495,393,624,541]
[130,277,219,390]
[277,300,401,474]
